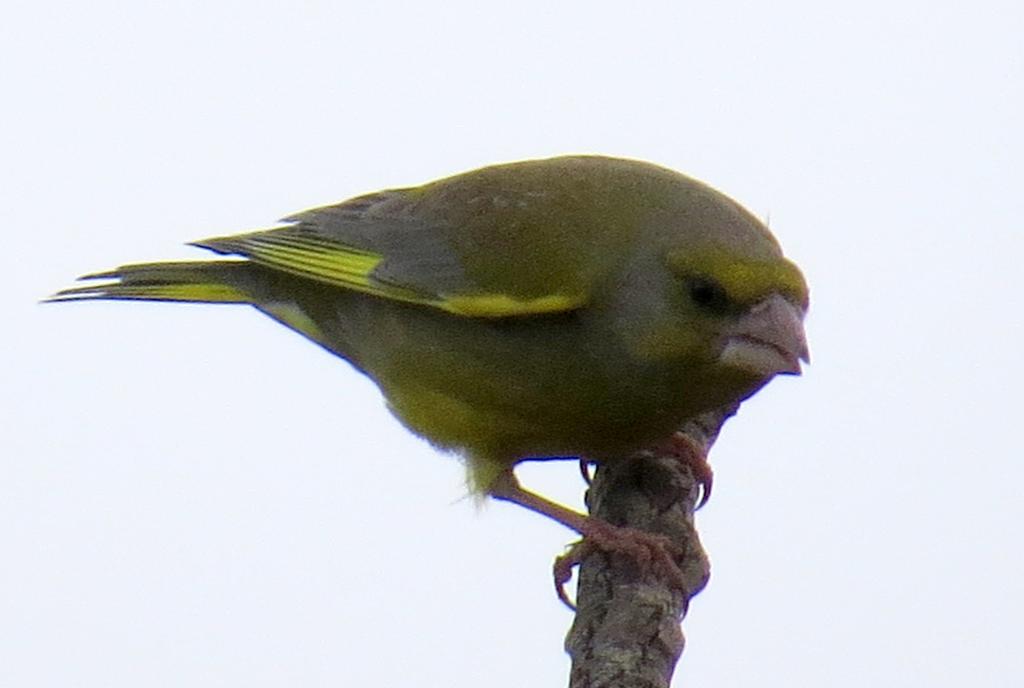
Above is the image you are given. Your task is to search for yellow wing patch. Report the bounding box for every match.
[195,234,384,288]
[440,293,582,317]
[194,232,585,318]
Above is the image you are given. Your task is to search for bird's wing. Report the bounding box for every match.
[192,190,595,318]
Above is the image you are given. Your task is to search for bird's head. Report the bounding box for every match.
[606,174,809,406]
[665,244,809,380]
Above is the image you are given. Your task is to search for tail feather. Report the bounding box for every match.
[47,259,336,350]
[46,261,256,304]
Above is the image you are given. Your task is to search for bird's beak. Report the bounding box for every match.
[718,293,809,377]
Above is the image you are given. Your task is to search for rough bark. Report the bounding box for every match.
[565,404,737,688]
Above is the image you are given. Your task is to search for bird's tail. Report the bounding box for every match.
[47,260,338,352]
[46,261,258,304]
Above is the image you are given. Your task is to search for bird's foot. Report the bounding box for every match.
[487,469,689,609]
[553,519,686,609]
[655,432,713,509]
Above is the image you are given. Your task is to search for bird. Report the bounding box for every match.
[50,155,809,592]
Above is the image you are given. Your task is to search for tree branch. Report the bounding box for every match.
[565,404,738,688]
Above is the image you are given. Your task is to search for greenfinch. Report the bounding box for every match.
[51,155,808,526]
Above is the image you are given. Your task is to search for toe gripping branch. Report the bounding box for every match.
[564,406,739,688]
[492,405,737,687]
[492,405,736,608]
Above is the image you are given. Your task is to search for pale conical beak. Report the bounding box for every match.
[718,293,809,377]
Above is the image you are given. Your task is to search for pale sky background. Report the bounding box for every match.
[3,1,1022,686]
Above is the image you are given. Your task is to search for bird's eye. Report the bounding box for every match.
[687,277,730,312]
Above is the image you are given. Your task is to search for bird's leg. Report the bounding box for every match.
[488,469,687,608]
[655,432,714,509]
[488,469,592,532]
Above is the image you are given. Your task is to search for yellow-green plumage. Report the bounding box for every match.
[51,156,809,493]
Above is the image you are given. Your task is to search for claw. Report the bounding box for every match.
[550,522,686,610]
[578,457,594,485]
[553,542,587,609]
[660,432,714,509]
[487,469,690,609]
